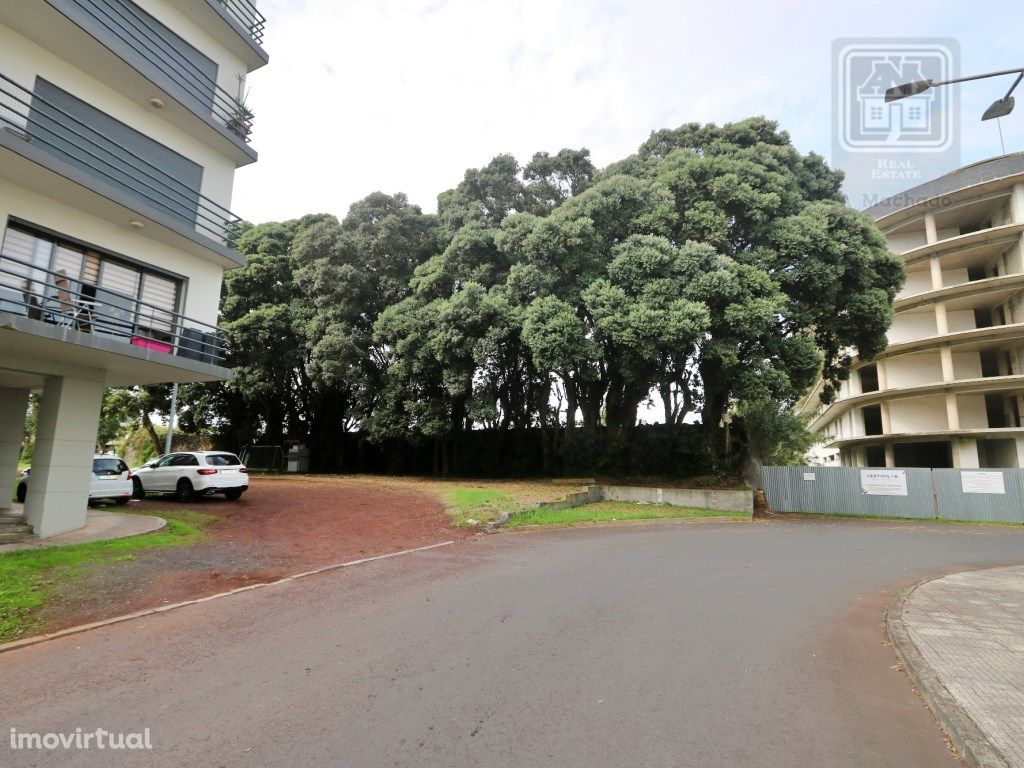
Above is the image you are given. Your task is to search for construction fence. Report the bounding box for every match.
[762,466,1024,524]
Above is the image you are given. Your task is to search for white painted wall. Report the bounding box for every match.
[886,353,942,388]
[0,180,223,325]
[888,395,948,432]
[134,0,251,101]
[957,394,989,429]
[0,25,236,210]
[887,311,937,343]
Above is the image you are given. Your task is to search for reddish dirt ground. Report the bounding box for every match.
[36,476,470,633]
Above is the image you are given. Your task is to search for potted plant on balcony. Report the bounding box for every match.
[227,74,254,141]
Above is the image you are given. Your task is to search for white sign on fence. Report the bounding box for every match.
[961,471,1005,495]
[860,469,908,496]
[803,472,815,481]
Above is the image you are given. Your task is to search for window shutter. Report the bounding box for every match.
[138,273,178,332]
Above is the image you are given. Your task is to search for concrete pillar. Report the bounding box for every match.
[876,360,889,389]
[884,443,895,468]
[945,393,960,430]
[935,302,949,335]
[940,345,955,382]
[953,439,980,469]
[881,402,892,433]
[23,376,104,537]
[0,388,31,511]
[1015,438,1024,469]
[1010,184,1024,223]
[924,211,938,245]
[929,256,943,290]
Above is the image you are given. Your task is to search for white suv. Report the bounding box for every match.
[132,451,249,502]
[16,454,133,505]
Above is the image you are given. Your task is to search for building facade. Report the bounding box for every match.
[0,0,267,535]
[804,153,1024,469]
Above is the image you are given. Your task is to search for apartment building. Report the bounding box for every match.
[0,0,267,536]
[803,153,1024,469]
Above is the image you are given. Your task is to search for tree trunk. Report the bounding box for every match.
[141,409,162,455]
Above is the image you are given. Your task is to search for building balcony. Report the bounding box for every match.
[0,0,258,165]
[894,273,1024,313]
[810,374,1024,431]
[897,223,1024,268]
[0,71,244,266]
[832,427,1024,449]
[166,0,268,70]
[0,252,230,384]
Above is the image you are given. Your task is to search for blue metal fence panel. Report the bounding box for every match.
[932,469,1024,523]
[762,466,935,519]
[764,466,1024,523]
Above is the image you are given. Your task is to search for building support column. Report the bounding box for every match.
[935,301,949,335]
[929,256,943,290]
[23,376,104,538]
[884,443,895,468]
[945,392,960,431]
[953,439,980,469]
[0,387,30,511]
[1015,437,1024,469]
[940,345,955,382]
[924,211,938,245]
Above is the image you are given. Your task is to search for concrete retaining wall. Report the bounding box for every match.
[600,485,752,513]
[536,484,602,510]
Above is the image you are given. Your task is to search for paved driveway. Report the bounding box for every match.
[2,518,1022,767]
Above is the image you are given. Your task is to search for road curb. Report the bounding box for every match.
[886,578,1012,768]
[0,539,454,656]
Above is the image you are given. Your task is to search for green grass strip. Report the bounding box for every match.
[0,509,215,643]
[507,501,749,527]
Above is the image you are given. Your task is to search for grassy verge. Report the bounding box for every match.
[507,501,750,527]
[445,487,520,527]
[0,508,215,644]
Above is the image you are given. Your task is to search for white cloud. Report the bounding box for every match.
[231,0,1024,224]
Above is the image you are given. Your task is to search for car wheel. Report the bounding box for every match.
[132,477,145,500]
[114,496,130,506]
[224,489,243,501]
[175,478,195,503]
[16,482,26,503]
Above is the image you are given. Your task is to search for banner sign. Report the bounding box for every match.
[961,471,1005,495]
[860,469,908,496]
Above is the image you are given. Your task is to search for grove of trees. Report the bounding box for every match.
[100,118,904,476]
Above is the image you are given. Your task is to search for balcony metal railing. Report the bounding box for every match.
[218,0,266,45]
[0,73,244,250]
[0,253,227,365]
[68,0,254,142]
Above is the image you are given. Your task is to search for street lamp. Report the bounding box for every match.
[885,66,1024,121]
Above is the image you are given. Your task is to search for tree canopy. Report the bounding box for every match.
[101,117,903,475]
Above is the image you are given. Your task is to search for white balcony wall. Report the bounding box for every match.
[947,309,977,332]
[886,353,943,388]
[957,394,989,429]
[952,352,983,380]
[0,25,236,212]
[887,311,938,344]
[888,395,948,433]
[899,268,932,297]
[0,179,222,326]
[886,232,926,252]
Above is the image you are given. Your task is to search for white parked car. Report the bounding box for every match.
[16,454,133,505]
[132,451,249,502]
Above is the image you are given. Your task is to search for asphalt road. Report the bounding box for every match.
[3,518,1023,768]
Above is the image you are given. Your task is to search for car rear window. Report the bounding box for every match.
[93,458,127,474]
[204,454,241,466]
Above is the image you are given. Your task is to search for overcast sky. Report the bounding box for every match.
[232,0,1024,225]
